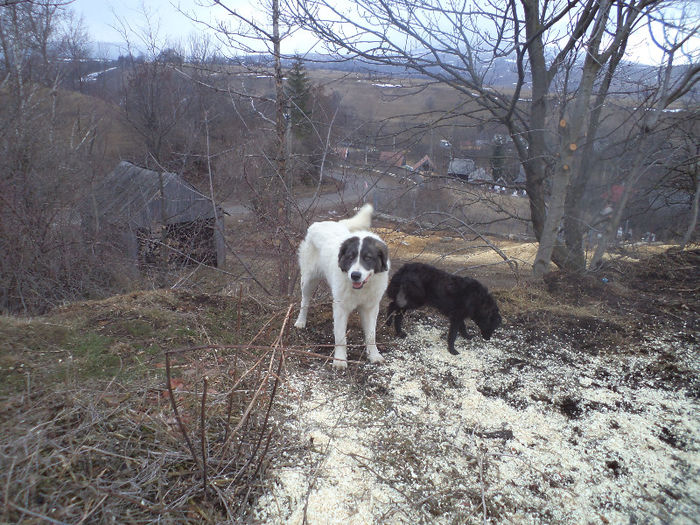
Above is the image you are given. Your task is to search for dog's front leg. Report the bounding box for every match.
[332,303,350,369]
[393,308,407,338]
[447,319,460,355]
[360,304,384,364]
[386,302,407,337]
[458,320,474,340]
[385,301,397,326]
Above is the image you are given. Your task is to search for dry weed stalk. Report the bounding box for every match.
[161,303,293,515]
[0,298,391,523]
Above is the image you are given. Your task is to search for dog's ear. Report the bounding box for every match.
[360,237,389,273]
[475,296,502,340]
[338,237,360,273]
[375,240,389,273]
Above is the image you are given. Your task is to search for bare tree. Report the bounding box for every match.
[190,0,303,295]
[588,6,700,265]
[293,0,700,275]
[122,57,191,165]
[0,0,114,313]
[57,10,91,92]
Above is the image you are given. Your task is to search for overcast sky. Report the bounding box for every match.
[69,0,322,56]
[69,0,696,66]
[70,0,217,47]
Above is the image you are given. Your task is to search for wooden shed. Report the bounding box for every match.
[83,161,225,268]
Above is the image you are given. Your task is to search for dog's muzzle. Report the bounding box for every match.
[351,271,370,289]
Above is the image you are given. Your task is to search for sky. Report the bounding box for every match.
[70,0,213,42]
[69,0,697,66]
[69,0,324,57]
[69,0,222,56]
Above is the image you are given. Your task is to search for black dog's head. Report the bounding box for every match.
[473,294,502,340]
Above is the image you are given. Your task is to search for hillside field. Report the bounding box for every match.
[1,230,698,524]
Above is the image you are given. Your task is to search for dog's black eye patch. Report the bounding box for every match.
[338,237,360,273]
[360,237,389,273]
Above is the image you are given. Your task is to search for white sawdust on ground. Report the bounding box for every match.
[253,316,699,524]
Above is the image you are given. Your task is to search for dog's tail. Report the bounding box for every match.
[340,203,374,232]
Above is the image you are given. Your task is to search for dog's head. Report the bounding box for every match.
[338,235,389,290]
[473,294,502,340]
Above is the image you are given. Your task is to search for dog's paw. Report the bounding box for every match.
[294,319,306,329]
[448,348,460,356]
[332,358,348,370]
[367,351,385,364]
[396,330,408,338]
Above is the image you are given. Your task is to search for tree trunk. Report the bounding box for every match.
[589,152,647,268]
[533,164,570,277]
[562,37,627,273]
[520,0,551,246]
[272,0,293,295]
[532,1,610,276]
[681,175,700,248]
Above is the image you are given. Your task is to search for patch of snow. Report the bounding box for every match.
[82,67,118,82]
[254,318,700,523]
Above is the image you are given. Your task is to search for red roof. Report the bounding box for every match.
[412,155,436,171]
[379,151,405,166]
[603,185,625,203]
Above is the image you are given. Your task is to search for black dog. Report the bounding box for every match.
[386,262,501,355]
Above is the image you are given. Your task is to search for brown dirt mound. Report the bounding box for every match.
[543,248,699,329]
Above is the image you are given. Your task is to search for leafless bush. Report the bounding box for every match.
[0,106,120,313]
[0,214,120,314]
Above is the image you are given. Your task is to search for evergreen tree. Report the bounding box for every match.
[490,135,506,183]
[286,56,312,140]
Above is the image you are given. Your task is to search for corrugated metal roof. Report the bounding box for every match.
[85,161,219,229]
[448,158,475,176]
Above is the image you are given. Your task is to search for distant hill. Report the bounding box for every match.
[90,41,127,60]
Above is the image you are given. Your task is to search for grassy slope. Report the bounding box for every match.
[0,290,284,523]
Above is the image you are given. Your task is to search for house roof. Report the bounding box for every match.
[469,168,492,182]
[379,151,405,166]
[84,161,220,229]
[448,158,475,176]
[603,184,625,204]
[412,155,436,171]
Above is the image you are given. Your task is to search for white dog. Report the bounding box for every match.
[294,204,390,368]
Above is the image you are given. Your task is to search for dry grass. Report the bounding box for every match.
[380,227,538,269]
[0,292,294,523]
[306,68,521,123]
[1,358,281,523]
